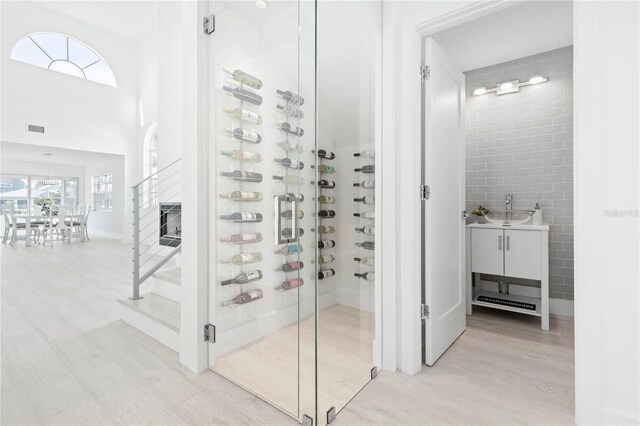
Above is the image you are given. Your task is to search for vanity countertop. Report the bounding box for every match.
[466,222,550,231]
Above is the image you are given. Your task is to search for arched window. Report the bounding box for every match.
[10,32,117,87]
[143,123,158,208]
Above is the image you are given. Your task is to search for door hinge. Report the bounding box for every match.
[204,324,216,342]
[462,210,467,219]
[420,184,430,200]
[421,304,430,319]
[420,65,431,82]
[203,14,215,35]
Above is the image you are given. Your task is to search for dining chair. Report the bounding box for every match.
[5,210,35,246]
[65,205,85,241]
[46,207,71,246]
[83,205,91,241]
[2,208,10,244]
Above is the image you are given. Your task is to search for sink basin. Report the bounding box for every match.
[482,209,535,226]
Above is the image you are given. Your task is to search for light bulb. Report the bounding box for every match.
[472,87,487,96]
[529,75,546,85]
[254,0,267,9]
[498,82,514,90]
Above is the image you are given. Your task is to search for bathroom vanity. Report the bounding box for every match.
[466,223,549,330]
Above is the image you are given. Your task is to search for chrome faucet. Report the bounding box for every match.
[505,193,512,211]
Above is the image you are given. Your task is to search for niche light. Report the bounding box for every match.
[254,0,268,9]
[472,75,548,97]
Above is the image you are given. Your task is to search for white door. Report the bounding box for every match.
[471,228,504,275]
[423,37,466,366]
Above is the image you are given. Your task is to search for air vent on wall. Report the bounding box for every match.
[27,124,45,134]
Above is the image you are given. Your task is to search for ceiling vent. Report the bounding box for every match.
[27,124,45,134]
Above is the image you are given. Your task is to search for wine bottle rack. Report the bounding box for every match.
[313,147,337,281]
[353,149,375,283]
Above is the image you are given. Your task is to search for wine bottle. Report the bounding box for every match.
[312,180,336,189]
[311,254,335,265]
[354,149,375,157]
[220,232,263,244]
[354,165,375,173]
[276,89,304,105]
[354,211,375,219]
[221,150,262,162]
[275,278,304,291]
[281,227,304,238]
[219,212,263,223]
[355,226,375,235]
[317,269,335,280]
[222,106,263,124]
[354,195,375,205]
[313,149,335,160]
[220,170,263,183]
[277,140,303,153]
[222,288,264,306]
[276,261,304,272]
[316,210,336,218]
[273,175,304,185]
[285,193,305,203]
[223,84,263,105]
[274,158,304,170]
[353,180,375,189]
[276,104,304,119]
[311,164,336,174]
[220,191,263,201]
[354,256,375,267]
[220,270,263,286]
[224,127,261,144]
[355,272,375,281]
[274,244,303,255]
[311,225,335,234]
[221,252,263,265]
[355,241,375,250]
[223,67,263,90]
[281,209,304,219]
[316,195,335,204]
[277,122,304,136]
[316,240,335,249]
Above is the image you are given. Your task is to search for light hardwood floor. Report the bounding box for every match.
[1,240,574,425]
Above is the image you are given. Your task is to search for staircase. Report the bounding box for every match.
[118,159,182,352]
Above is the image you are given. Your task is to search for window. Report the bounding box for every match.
[142,123,158,208]
[10,32,117,87]
[0,175,79,211]
[92,174,113,212]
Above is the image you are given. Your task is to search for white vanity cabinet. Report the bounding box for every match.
[466,223,549,330]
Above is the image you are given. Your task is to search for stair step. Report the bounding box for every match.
[153,267,181,285]
[118,293,181,351]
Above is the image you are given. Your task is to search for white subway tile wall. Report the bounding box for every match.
[465,46,574,300]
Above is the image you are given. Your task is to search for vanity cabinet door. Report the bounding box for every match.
[470,228,504,275]
[504,229,542,280]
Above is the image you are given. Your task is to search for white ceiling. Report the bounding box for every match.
[33,1,158,43]
[433,1,573,72]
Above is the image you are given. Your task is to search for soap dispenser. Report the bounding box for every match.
[532,202,543,225]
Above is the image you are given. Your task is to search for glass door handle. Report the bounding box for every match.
[274,194,298,245]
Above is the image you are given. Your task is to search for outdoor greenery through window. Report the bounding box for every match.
[0,175,79,212]
[92,174,113,212]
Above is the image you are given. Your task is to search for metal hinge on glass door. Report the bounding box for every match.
[204,324,216,342]
[420,65,430,82]
[420,184,430,200]
[203,14,215,35]
[421,304,430,319]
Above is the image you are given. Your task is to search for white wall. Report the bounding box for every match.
[0,1,140,242]
[574,1,639,424]
[83,156,126,240]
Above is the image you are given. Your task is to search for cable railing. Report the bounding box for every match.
[131,158,182,300]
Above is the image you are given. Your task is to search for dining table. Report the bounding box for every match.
[13,211,76,246]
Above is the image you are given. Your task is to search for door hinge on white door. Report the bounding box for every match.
[420,65,431,82]
[421,304,430,319]
[204,324,216,342]
[420,184,430,200]
[203,14,215,35]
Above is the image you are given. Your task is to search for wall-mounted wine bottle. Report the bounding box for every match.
[277,122,304,136]
[316,240,335,249]
[224,127,261,144]
[315,195,336,204]
[311,254,335,265]
[223,84,263,105]
[355,272,375,281]
[277,140,303,153]
[311,164,336,174]
[354,149,375,157]
[286,193,305,203]
[312,180,336,189]
[353,180,375,189]
[312,149,335,160]
[354,165,375,173]
[355,226,375,235]
[354,256,375,267]
[355,241,375,250]
[220,232,263,244]
[223,67,263,90]
[273,175,304,185]
[223,106,263,124]
[311,225,335,234]
[220,170,263,183]
[222,288,264,307]
[276,261,304,272]
[274,244,303,255]
[221,252,263,265]
[276,89,304,105]
[282,227,304,238]
[315,210,336,218]
[221,150,262,162]
[354,211,375,219]
[219,212,263,223]
[220,191,263,201]
[275,278,304,292]
[280,209,304,219]
[317,269,336,280]
[276,104,304,119]
[221,270,263,286]
[354,195,375,205]
[274,158,304,170]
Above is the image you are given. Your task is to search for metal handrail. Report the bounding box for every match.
[132,158,182,189]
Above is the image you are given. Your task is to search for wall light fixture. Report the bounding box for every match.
[472,75,548,96]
